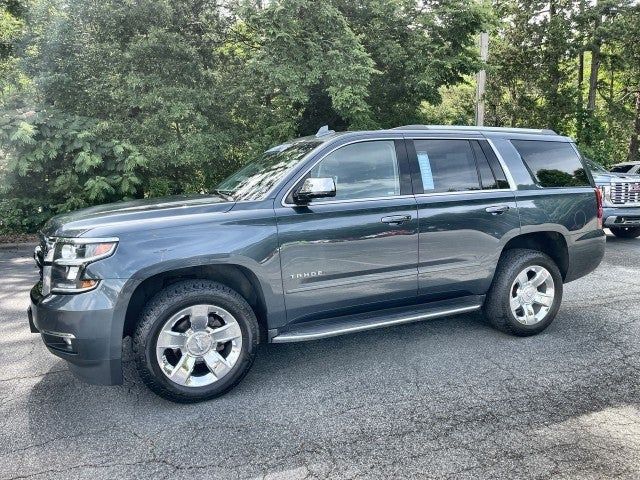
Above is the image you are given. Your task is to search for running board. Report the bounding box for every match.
[271,296,484,343]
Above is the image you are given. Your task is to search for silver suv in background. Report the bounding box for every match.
[587,158,640,238]
[610,161,640,175]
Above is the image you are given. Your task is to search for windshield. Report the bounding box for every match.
[216,140,322,201]
[610,164,634,173]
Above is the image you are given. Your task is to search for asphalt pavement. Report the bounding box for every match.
[1,233,639,479]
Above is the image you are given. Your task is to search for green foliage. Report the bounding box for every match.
[0,109,146,233]
[1,0,491,233]
[484,0,640,167]
[4,0,638,234]
[419,82,476,125]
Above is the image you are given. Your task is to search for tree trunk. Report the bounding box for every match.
[629,90,640,163]
[587,9,601,112]
[547,0,561,130]
[578,51,584,105]
[576,0,585,139]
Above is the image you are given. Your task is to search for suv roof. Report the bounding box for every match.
[612,161,640,167]
[392,125,558,135]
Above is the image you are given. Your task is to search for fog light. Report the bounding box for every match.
[41,331,77,353]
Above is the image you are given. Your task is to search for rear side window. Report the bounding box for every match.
[511,140,590,188]
[413,139,481,193]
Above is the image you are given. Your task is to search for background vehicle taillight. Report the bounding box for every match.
[595,188,603,229]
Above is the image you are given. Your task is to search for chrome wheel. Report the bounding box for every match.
[155,304,243,387]
[509,265,555,326]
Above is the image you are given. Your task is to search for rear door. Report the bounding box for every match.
[406,136,521,300]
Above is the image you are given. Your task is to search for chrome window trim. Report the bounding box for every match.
[280,136,518,207]
[414,188,514,199]
[485,138,517,191]
[409,136,517,195]
[280,137,405,207]
[284,194,416,207]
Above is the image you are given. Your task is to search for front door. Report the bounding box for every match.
[275,139,419,324]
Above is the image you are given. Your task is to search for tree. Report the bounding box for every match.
[485,0,578,133]
[1,0,492,234]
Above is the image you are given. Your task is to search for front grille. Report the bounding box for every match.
[34,234,48,279]
[611,182,640,206]
[35,234,55,295]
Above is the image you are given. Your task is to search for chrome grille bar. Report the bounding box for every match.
[611,182,640,206]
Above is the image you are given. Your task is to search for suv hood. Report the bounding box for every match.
[42,194,235,238]
[592,171,640,185]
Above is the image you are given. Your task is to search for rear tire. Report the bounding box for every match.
[483,249,563,336]
[610,226,640,239]
[133,280,259,403]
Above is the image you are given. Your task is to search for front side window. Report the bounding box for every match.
[306,141,401,201]
[413,139,481,193]
[216,140,322,201]
[511,140,590,188]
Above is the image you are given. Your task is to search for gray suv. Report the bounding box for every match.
[28,126,606,402]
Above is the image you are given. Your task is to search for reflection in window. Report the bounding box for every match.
[511,140,590,188]
[217,140,321,201]
[308,141,400,201]
[413,139,481,193]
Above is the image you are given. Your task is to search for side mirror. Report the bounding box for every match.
[293,177,336,204]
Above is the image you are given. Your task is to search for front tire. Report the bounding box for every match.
[610,226,640,239]
[483,249,563,336]
[133,280,259,403]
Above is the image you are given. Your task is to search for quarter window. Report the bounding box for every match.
[306,141,401,201]
[511,140,590,188]
[413,139,481,193]
[479,141,510,189]
[473,141,498,189]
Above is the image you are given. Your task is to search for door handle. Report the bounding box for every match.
[485,205,510,215]
[381,215,412,225]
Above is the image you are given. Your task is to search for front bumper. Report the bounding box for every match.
[603,206,640,228]
[29,280,127,385]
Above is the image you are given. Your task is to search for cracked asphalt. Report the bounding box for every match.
[1,233,640,480]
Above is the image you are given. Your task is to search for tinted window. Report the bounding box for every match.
[511,140,590,187]
[479,141,510,189]
[413,139,481,193]
[307,141,400,201]
[472,141,498,189]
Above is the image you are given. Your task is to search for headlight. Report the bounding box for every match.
[599,185,613,206]
[48,238,118,294]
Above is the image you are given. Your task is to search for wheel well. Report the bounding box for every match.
[502,232,569,279]
[123,265,268,342]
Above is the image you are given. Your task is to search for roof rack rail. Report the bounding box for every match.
[392,125,557,135]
